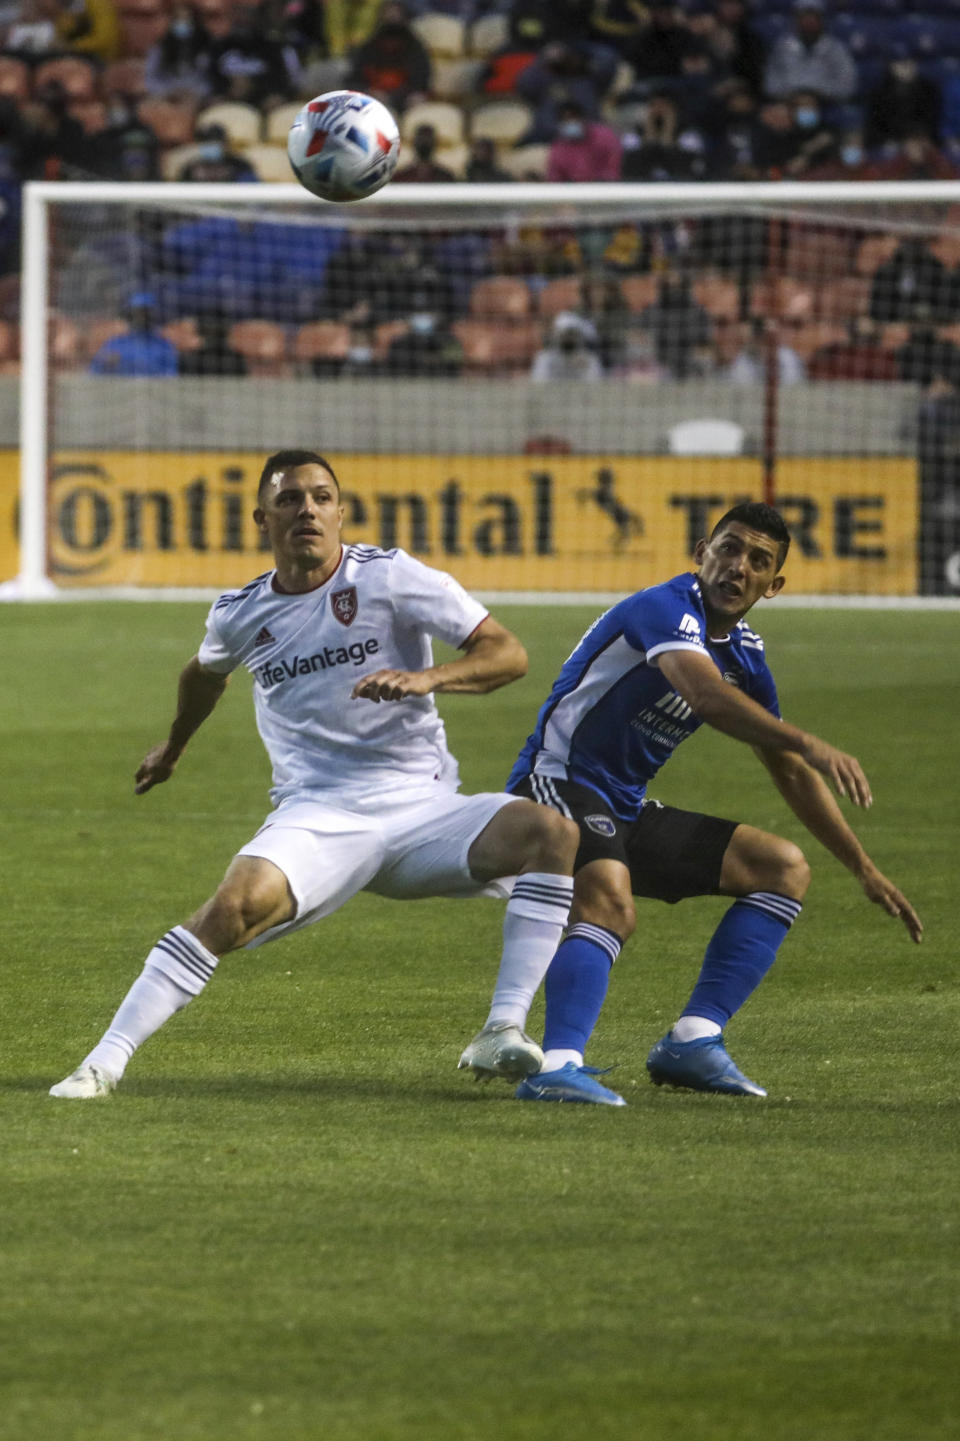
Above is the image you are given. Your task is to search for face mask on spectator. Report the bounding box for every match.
[171,18,194,37]
[348,345,374,364]
[558,120,586,141]
[841,144,863,167]
[794,107,820,129]
[199,141,225,162]
[409,313,436,335]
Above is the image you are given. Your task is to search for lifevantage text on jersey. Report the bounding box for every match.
[255,637,381,689]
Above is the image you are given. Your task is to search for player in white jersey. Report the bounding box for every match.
[50,450,578,1099]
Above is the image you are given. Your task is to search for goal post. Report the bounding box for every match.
[8,178,960,601]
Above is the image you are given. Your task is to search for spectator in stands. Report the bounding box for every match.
[862,128,959,183]
[13,75,91,177]
[323,0,381,61]
[865,52,942,153]
[258,0,324,68]
[896,327,960,389]
[752,98,808,178]
[3,0,59,56]
[914,372,960,594]
[347,1,430,113]
[636,272,713,379]
[693,0,764,98]
[208,1,300,108]
[464,136,512,184]
[869,238,959,328]
[87,93,161,179]
[515,41,604,144]
[177,121,259,181]
[581,270,630,371]
[546,98,620,182]
[587,0,648,57]
[625,1,698,87]
[705,79,764,179]
[725,317,805,386]
[384,280,463,378]
[178,311,248,375]
[393,123,457,183]
[530,310,603,382]
[89,292,179,377]
[807,317,899,382]
[763,0,856,107]
[52,0,120,63]
[620,90,706,181]
[507,0,620,92]
[805,120,875,181]
[144,4,215,102]
[674,37,730,131]
[781,87,840,178]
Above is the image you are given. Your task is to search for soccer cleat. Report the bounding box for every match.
[49,1063,118,1099]
[458,1022,544,1083]
[646,1033,767,1097]
[515,1062,626,1107]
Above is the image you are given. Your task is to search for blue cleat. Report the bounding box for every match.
[646,1033,767,1097]
[515,1062,626,1107]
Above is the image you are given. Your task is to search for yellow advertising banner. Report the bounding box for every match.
[0,450,918,593]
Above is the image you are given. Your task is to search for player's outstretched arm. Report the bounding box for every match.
[756,746,923,943]
[134,657,229,794]
[351,616,527,703]
[657,648,872,807]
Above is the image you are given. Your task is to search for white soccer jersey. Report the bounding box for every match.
[198,545,489,807]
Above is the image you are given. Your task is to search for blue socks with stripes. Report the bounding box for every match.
[541,922,622,1064]
[678,892,802,1031]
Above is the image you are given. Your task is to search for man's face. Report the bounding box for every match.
[694,521,785,622]
[255,463,344,572]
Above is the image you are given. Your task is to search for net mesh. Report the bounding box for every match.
[32,187,960,597]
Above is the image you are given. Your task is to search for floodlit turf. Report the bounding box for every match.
[1,601,956,1441]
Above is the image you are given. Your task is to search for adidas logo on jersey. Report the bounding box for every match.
[253,626,276,647]
[678,613,702,636]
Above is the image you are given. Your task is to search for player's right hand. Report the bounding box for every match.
[800,734,872,807]
[135,745,179,794]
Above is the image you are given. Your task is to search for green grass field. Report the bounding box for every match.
[1,601,956,1441]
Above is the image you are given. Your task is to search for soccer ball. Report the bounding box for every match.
[287,90,400,203]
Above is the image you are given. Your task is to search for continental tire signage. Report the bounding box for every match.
[0,451,918,593]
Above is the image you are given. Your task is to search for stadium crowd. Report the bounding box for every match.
[2,0,960,393]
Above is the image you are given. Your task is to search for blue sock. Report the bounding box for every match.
[542,923,622,1054]
[682,892,802,1028]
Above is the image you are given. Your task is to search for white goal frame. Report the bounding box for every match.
[12,177,960,604]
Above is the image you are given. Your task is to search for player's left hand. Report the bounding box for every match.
[859,863,924,943]
[351,669,432,702]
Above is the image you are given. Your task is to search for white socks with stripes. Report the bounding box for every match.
[82,926,219,1080]
[485,872,574,1029]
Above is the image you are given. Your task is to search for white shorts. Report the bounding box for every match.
[239,790,518,949]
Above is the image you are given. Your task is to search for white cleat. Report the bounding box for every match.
[49,1063,118,1099]
[458,1022,544,1083]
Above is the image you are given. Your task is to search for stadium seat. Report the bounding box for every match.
[293,321,351,372]
[245,144,294,182]
[196,102,262,148]
[496,143,549,179]
[160,317,202,354]
[537,277,584,319]
[102,59,147,101]
[431,58,485,101]
[469,12,508,57]
[469,275,532,319]
[138,97,198,148]
[619,274,658,313]
[0,56,31,103]
[263,102,303,146]
[452,318,540,373]
[33,56,99,102]
[411,12,466,58]
[227,320,290,376]
[400,101,465,148]
[668,418,745,456]
[162,142,202,180]
[469,100,534,149]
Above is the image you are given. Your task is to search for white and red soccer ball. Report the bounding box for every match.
[287,90,400,202]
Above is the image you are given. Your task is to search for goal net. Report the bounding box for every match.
[9,179,960,600]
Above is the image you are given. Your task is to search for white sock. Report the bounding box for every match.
[485,873,573,1028]
[671,1016,722,1043]
[84,927,219,1079]
[541,1048,583,1072]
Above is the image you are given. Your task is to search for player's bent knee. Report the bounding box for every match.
[776,840,811,899]
[570,877,636,941]
[189,857,296,952]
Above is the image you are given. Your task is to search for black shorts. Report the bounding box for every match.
[513,775,739,905]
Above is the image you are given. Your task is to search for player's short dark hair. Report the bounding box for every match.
[710,501,791,569]
[258,449,340,500]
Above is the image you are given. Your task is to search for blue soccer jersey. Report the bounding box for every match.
[507,572,781,819]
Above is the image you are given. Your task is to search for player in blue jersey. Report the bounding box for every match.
[459,501,923,1104]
